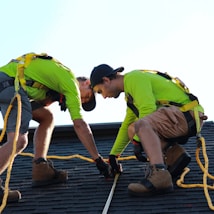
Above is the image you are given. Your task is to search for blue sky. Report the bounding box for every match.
[0,0,214,127]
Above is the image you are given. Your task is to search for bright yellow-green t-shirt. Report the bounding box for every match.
[110,70,204,156]
[0,57,83,120]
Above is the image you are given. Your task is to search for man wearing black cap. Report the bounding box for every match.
[0,53,110,203]
[90,64,206,196]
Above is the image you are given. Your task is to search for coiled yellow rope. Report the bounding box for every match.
[177,136,214,210]
[176,106,214,211]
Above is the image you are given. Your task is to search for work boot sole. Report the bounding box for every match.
[0,191,22,203]
[167,153,191,178]
[128,186,174,197]
[32,172,68,188]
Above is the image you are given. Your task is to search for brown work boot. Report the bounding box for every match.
[32,158,68,187]
[0,179,21,203]
[164,143,191,178]
[128,164,173,197]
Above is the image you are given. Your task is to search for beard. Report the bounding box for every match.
[114,92,120,98]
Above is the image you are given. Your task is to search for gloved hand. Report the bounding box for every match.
[109,155,123,175]
[95,156,112,178]
[132,139,148,162]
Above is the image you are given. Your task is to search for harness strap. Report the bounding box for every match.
[0,78,67,112]
[157,99,199,112]
[0,78,46,93]
[126,70,202,141]
[194,107,201,135]
[179,100,199,112]
[143,70,191,94]
[1,54,67,112]
[127,102,139,117]
[183,111,196,137]
[12,53,51,91]
[0,79,14,92]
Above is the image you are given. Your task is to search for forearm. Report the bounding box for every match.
[73,119,100,160]
[110,126,130,156]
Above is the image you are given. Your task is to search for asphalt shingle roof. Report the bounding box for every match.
[1,121,214,214]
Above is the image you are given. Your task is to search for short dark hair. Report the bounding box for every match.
[99,73,117,85]
[76,76,88,82]
[90,64,124,88]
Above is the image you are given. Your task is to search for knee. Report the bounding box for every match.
[135,119,150,135]
[16,134,28,152]
[128,123,135,140]
[33,107,54,127]
[44,110,54,126]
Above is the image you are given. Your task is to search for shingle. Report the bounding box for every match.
[1,121,214,213]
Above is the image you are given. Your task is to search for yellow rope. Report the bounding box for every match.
[176,105,214,211]
[0,100,13,143]
[0,94,22,213]
[175,103,214,210]
[20,152,136,163]
[21,153,95,163]
[1,85,213,212]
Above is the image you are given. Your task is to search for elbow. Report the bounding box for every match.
[73,119,89,131]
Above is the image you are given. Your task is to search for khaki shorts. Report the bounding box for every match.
[138,106,201,141]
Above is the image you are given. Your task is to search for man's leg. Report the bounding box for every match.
[0,79,31,203]
[128,106,201,196]
[32,106,55,160]
[128,121,191,178]
[0,133,27,203]
[0,133,28,174]
[128,122,135,140]
[128,119,173,196]
[31,105,68,187]
[163,142,191,178]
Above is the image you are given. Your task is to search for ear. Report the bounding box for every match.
[84,79,91,86]
[102,76,111,84]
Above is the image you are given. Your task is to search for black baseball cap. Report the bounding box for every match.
[81,92,96,111]
[90,64,124,88]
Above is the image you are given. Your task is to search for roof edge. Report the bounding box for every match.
[28,122,122,142]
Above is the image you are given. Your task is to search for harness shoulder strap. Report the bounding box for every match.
[14,53,51,90]
[143,70,199,112]
[126,93,139,117]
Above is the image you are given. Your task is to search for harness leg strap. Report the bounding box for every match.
[182,111,196,137]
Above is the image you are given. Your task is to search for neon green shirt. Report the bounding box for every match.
[110,70,204,156]
[0,58,83,120]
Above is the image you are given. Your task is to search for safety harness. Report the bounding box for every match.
[152,70,199,112]
[0,53,67,111]
[127,70,200,140]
